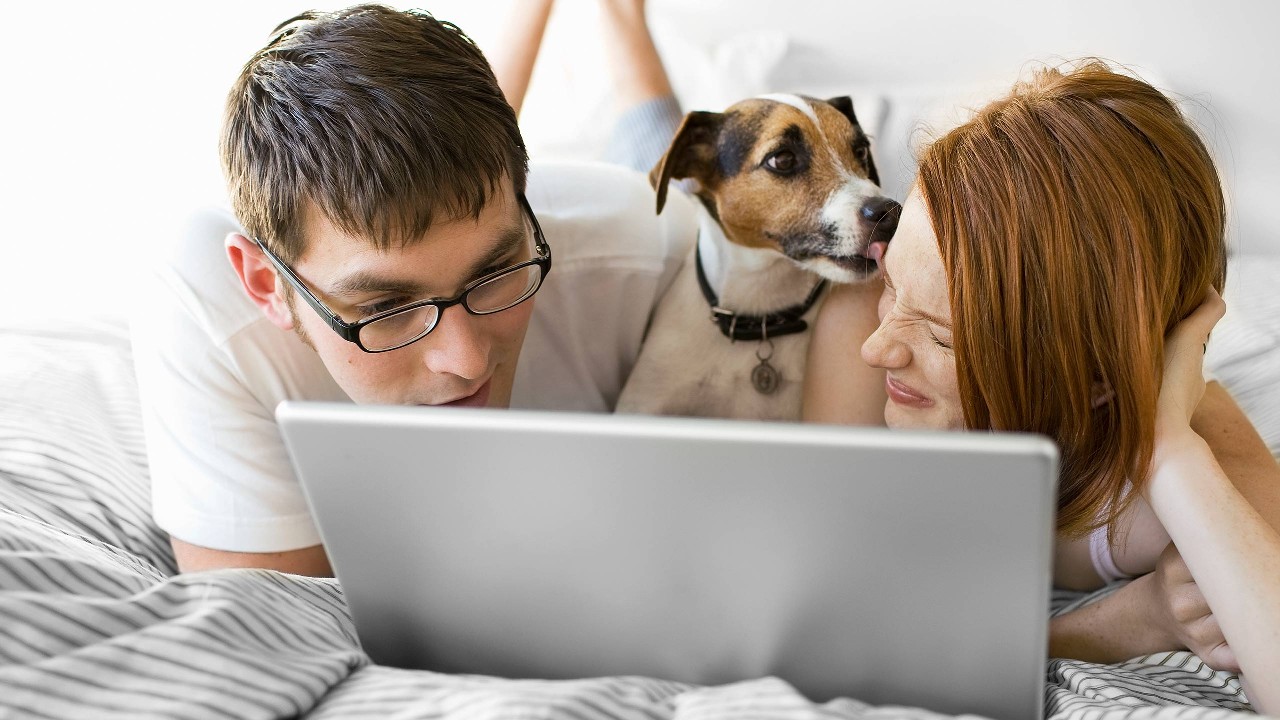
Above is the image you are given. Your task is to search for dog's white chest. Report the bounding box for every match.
[616,245,823,421]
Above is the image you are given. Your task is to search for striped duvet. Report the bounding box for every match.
[1,307,1273,719]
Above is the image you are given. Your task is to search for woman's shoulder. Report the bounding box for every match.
[802,279,887,426]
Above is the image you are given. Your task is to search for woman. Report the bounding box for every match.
[805,61,1280,711]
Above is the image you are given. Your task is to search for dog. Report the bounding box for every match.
[615,94,900,420]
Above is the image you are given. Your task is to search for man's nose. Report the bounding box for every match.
[861,320,910,371]
[420,307,490,380]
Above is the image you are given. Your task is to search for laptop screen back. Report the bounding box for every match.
[277,402,1057,720]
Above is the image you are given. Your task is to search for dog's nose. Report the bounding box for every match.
[860,196,901,225]
[860,196,901,244]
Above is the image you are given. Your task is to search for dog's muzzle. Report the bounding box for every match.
[860,196,902,247]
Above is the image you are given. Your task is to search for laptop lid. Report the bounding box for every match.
[277,402,1056,720]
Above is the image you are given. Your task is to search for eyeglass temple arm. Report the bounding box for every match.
[250,237,361,342]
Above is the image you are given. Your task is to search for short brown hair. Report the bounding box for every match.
[917,61,1226,537]
[221,4,528,264]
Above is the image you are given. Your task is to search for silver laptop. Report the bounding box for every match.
[277,402,1057,720]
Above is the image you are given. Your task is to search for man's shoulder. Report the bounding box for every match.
[140,206,266,344]
[511,162,699,413]
[131,205,339,405]
[524,160,698,269]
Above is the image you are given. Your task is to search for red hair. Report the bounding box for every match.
[916,61,1226,536]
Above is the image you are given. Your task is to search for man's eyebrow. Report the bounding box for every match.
[328,272,424,299]
[460,222,527,282]
[326,221,527,299]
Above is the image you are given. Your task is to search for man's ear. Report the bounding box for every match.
[649,110,723,215]
[225,233,295,331]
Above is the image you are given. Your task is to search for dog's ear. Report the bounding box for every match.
[650,110,723,215]
[825,96,858,128]
[825,95,881,185]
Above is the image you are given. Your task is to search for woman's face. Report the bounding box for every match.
[860,190,965,430]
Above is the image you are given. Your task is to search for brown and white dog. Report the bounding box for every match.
[615,94,900,420]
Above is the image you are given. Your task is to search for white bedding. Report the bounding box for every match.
[1,287,1275,717]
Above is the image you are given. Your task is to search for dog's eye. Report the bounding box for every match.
[763,150,798,174]
[853,143,870,166]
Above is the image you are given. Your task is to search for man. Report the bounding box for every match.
[132,5,697,576]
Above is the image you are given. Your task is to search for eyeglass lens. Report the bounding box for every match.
[359,263,543,351]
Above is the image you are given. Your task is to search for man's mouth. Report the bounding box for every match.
[423,378,492,408]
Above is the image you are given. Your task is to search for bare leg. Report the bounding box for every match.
[599,0,673,110]
[490,0,555,117]
[599,0,683,174]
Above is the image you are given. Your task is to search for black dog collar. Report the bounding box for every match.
[695,239,828,342]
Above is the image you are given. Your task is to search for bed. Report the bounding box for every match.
[2,251,1277,717]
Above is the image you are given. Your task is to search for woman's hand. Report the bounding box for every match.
[1153,288,1226,459]
[1144,542,1239,672]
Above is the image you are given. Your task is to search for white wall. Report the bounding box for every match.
[525,0,1280,257]
[3,1,1276,324]
[0,1,510,324]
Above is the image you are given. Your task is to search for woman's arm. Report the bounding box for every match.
[1145,434,1280,709]
[802,280,889,426]
[1049,294,1280,706]
[1048,571,1182,662]
[1141,290,1280,712]
[1048,543,1238,669]
[1055,381,1278,587]
[1189,381,1280,535]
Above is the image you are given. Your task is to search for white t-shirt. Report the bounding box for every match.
[132,161,698,553]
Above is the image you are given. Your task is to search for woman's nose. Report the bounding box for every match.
[861,320,910,371]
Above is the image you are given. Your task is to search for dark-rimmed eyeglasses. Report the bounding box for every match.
[252,194,551,353]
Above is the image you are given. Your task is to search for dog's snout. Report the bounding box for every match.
[860,196,901,224]
[860,196,902,244]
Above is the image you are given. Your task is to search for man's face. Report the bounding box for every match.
[281,186,536,407]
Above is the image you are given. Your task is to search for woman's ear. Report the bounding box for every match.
[1090,379,1116,409]
[225,233,295,331]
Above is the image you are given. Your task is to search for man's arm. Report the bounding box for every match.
[171,537,333,577]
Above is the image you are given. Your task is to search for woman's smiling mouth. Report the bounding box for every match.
[885,375,933,408]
